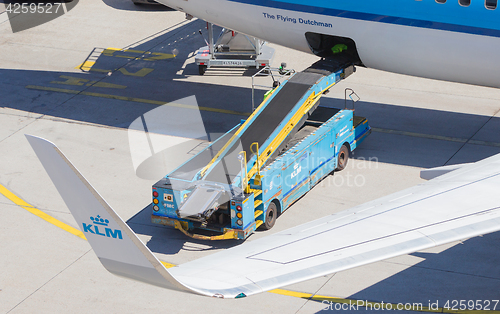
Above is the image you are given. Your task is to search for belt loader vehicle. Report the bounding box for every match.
[151,61,371,240]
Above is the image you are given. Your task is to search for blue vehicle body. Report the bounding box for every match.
[151,66,371,240]
[261,108,369,215]
[151,107,370,240]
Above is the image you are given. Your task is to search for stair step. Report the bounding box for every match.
[251,189,263,198]
[254,210,263,219]
[255,220,264,229]
[254,199,263,208]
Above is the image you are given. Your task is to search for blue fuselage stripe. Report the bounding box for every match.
[228,0,500,38]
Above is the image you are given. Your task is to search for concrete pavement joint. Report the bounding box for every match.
[294,273,338,314]
[372,127,467,143]
[0,199,66,215]
[1,58,115,145]
[6,249,93,314]
[2,180,497,311]
[444,107,500,165]
[372,127,500,148]
[0,114,41,145]
[350,81,500,102]
[0,183,86,240]
[2,41,88,53]
[74,19,193,81]
[25,85,251,116]
[384,260,500,281]
[121,19,191,51]
[41,115,124,130]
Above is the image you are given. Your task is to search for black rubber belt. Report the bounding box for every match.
[205,80,314,183]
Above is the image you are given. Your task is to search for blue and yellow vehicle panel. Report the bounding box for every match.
[150,65,371,240]
[260,108,371,215]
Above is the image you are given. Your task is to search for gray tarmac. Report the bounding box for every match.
[1,1,500,313]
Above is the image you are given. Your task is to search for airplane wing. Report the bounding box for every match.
[26,135,500,299]
[419,162,473,180]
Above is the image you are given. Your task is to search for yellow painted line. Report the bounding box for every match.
[101,47,124,57]
[116,68,154,77]
[90,81,127,89]
[50,75,127,89]
[77,67,156,77]
[86,68,111,73]
[160,261,176,269]
[76,63,155,77]
[270,289,500,314]
[27,85,79,94]
[25,85,250,117]
[5,176,497,309]
[0,183,180,267]
[76,46,172,74]
[102,48,175,61]
[0,183,86,240]
[372,127,500,148]
[468,139,500,148]
[51,75,90,86]
[269,288,312,299]
[75,61,96,71]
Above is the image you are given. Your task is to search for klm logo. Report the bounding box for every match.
[82,215,123,239]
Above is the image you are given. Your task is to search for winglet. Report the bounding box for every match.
[26,136,500,300]
[25,135,192,293]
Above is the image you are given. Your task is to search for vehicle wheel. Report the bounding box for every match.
[336,144,349,171]
[199,65,207,75]
[260,202,277,230]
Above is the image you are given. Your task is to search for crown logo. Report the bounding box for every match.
[90,215,109,226]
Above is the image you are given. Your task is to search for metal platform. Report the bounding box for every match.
[195,23,275,75]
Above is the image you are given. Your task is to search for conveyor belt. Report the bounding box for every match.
[161,71,328,186]
[204,72,325,184]
[165,129,238,182]
[162,63,355,187]
[239,82,309,156]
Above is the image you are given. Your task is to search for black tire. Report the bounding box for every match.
[198,65,207,75]
[260,202,277,230]
[336,144,349,171]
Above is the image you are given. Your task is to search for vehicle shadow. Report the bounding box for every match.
[2,15,498,169]
[319,96,500,167]
[2,11,500,257]
[126,203,242,255]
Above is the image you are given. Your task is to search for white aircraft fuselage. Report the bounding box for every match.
[156,0,500,88]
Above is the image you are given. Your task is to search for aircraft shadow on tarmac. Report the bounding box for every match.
[2,17,499,168]
[2,11,500,254]
[2,11,499,300]
[124,198,500,304]
[314,230,500,313]
[126,203,242,254]
[101,0,174,11]
[4,60,499,168]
